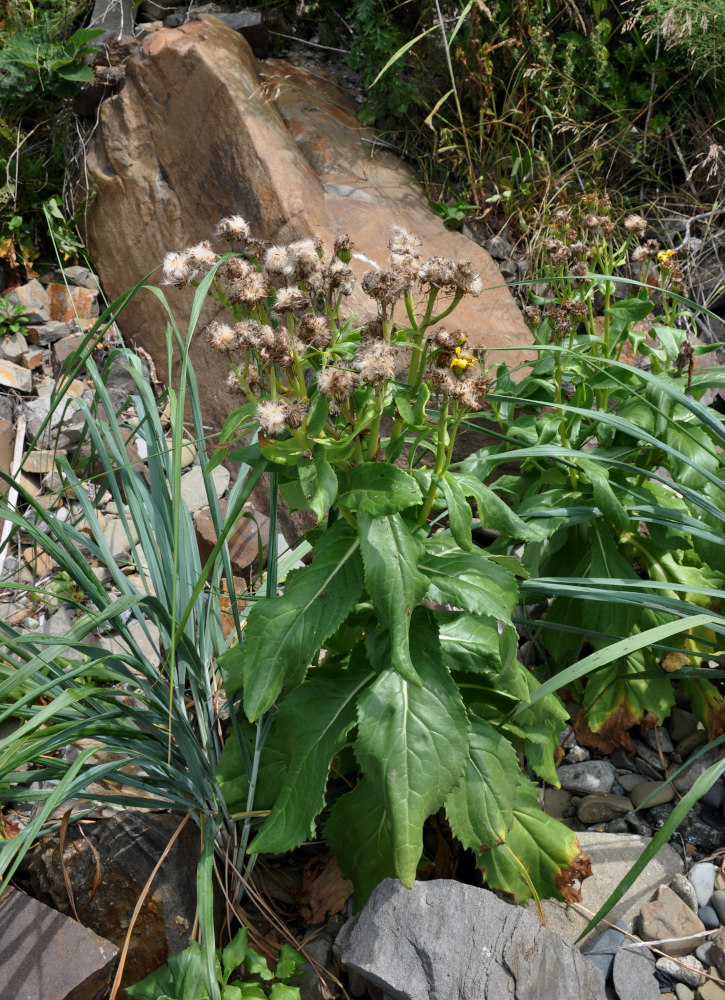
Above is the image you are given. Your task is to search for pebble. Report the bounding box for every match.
[699,906,720,930]
[642,726,674,754]
[674,986,694,1000]
[639,886,706,957]
[649,802,675,829]
[580,919,627,979]
[630,780,676,809]
[656,954,705,988]
[695,942,715,965]
[612,946,660,1000]
[690,864,717,909]
[668,708,699,743]
[671,874,699,913]
[673,744,722,793]
[679,814,724,852]
[699,974,725,999]
[618,772,649,793]
[564,745,590,763]
[557,760,616,795]
[628,813,654,837]
[711,931,725,976]
[577,793,633,825]
[702,782,725,810]
[712,891,725,925]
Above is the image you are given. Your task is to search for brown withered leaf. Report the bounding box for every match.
[296,853,353,927]
[574,706,637,755]
[555,850,593,904]
[662,651,690,672]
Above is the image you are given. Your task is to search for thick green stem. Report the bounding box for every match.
[418,398,449,525]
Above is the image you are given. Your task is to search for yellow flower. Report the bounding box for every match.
[656,249,676,264]
[450,346,477,371]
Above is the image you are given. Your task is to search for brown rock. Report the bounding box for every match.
[46,282,99,322]
[0,357,33,391]
[52,332,84,372]
[23,449,65,475]
[28,810,199,990]
[639,885,706,957]
[711,930,725,976]
[81,17,532,443]
[20,348,45,369]
[194,501,270,576]
[0,886,118,1000]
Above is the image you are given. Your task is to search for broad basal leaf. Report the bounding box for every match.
[215,716,286,815]
[456,474,543,541]
[354,610,469,886]
[421,536,518,621]
[358,512,428,684]
[219,520,363,720]
[435,473,472,551]
[445,716,518,851]
[297,454,338,522]
[248,658,374,855]
[437,610,517,674]
[338,463,422,515]
[325,778,396,909]
[583,647,676,734]
[479,772,581,903]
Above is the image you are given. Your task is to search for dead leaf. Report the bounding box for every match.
[574,705,637,755]
[555,850,592,904]
[296,853,352,927]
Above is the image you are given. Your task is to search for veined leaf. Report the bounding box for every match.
[583,648,676,733]
[456,473,543,541]
[358,512,428,684]
[421,537,518,621]
[248,659,374,855]
[435,473,472,551]
[445,717,518,850]
[338,463,422,515]
[437,610,517,673]
[354,610,469,886]
[297,454,337,522]
[219,520,363,719]
[479,773,581,903]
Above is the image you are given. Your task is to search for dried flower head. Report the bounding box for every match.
[216,216,250,242]
[317,366,359,400]
[226,371,244,395]
[523,305,542,326]
[256,400,288,437]
[229,271,270,308]
[272,287,310,313]
[162,250,195,286]
[234,319,264,350]
[206,320,238,352]
[453,260,483,296]
[624,214,647,237]
[264,245,294,277]
[452,368,490,410]
[334,233,354,263]
[218,256,254,283]
[285,399,309,430]
[327,259,355,296]
[297,314,331,349]
[353,339,396,385]
[389,227,423,257]
[187,241,217,274]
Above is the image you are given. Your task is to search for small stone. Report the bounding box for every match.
[557,760,616,795]
[656,954,705,988]
[577,794,633,825]
[676,730,708,758]
[3,330,28,360]
[542,787,571,821]
[23,449,65,475]
[698,906,720,930]
[20,348,45,370]
[711,930,725,976]
[695,942,715,966]
[26,320,74,345]
[648,802,675,828]
[6,278,51,322]
[0,357,33,392]
[712,891,725,925]
[639,885,706,957]
[717,872,725,893]
[631,781,676,809]
[612,946,660,1000]
[564,745,590,763]
[51,333,83,371]
[642,726,675,754]
[698,974,725,999]
[628,813,654,837]
[674,985,694,1000]
[632,739,667,773]
[102,516,140,558]
[580,918,627,979]
[701,783,725,811]
[668,709,699,743]
[46,282,98,322]
[690,865,717,909]
[671,874,700,913]
[680,813,724,852]
[619,772,649,793]
[180,464,230,514]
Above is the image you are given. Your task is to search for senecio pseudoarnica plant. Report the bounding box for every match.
[163,220,591,910]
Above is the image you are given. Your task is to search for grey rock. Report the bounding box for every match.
[673,745,722,793]
[639,885,706,957]
[695,941,716,965]
[675,729,708,758]
[630,780,675,809]
[180,464,230,515]
[45,266,100,290]
[647,802,674,828]
[577,794,633,825]
[24,395,82,442]
[334,879,607,1000]
[642,726,674,754]
[26,320,75,345]
[3,330,28,360]
[618,772,649,793]
[656,954,705,987]
[565,745,590,764]
[558,760,617,795]
[627,814,653,837]
[674,985,695,1000]
[88,0,135,39]
[581,919,627,979]
[711,929,725,976]
[699,905,720,929]
[712,890,725,925]
[611,946,659,1000]
[689,863,716,908]
[484,234,513,259]
[668,708,699,743]
[679,812,724,851]
[670,873,699,913]
[0,887,118,1000]
[702,780,725,809]
[6,278,50,323]
[632,739,667,773]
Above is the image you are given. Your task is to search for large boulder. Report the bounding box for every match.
[81,16,531,437]
[334,879,607,1000]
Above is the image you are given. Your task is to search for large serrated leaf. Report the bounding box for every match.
[479,773,580,903]
[297,455,338,522]
[338,463,422,515]
[421,538,518,621]
[248,659,374,855]
[325,779,396,909]
[445,717,518,850]
[219,521,363,720]
[358,512,428,684]
[437,610,517,674]
[456,474,543,541]
[435,473,472,551]
[354,610,469,886]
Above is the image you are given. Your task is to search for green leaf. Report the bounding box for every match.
[325,779,396,909]
[421,537,518,621]
[665,420,719,489]
[456,474,542,540]
[216,715,287,815]
[243,947,274,981]
[269,984,302,1000]
[394,382,430,428]
[125,941,208,999]
[437,610,516,673]
[479,773,581,903]
[248,659,374,855]
[219,521,364,719]
[445,717,518,850]
[358,512,428,684]
[297,455,338,522]
[338,463,422,515]
[577,458,629,532]
[583,648,676,733]
[354,610,470,886]
[274,944,306,983]
[222,927,250,975]
[435,473,472,551]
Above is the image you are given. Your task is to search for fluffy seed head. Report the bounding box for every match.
[256,400,288,436]
[216,216,250,242]
[206,321,238,352]
[187,241,217,274]
[316,366,359,400]
[624,214,647,237]
[163,250,195,286]
[272,287,310,313]
[353,339,396,385]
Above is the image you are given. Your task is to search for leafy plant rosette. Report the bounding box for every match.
[163,218,592,908]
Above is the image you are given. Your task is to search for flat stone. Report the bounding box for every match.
[619,772,649,793]
[526,832,683,946]
[24,395,82,441]
[334,879,607,1000]
[0,887,118,999]
[698,975,725,999]
[23,449,65,475]
[577,794,633,825]
[20,347,45,369]
[180,463,230,513]
[675,731,708,758]
[0,357,33,391]
[6,278,50,322]
[612,946,659,1000]
[656,954,705,988]
[194,503,270,576]
[639,886,706,957]
[52,332,84,371]
[542,786,572,821]
[46,282,99,322]
[631,781,676,809]
[642,726,675,754]
[712,891,725,924]
[3,330,28,360]
[699,906,720,930]
[671,874,699,913]
[26,320,75,345]
[675,985,694,1000]
[558,761,617,795]
[673,746,724,794]
[679,813,724,852]
[668,709,699,743]
[102,515,140,557]
[580,919,627,979]
[710,931,725,976]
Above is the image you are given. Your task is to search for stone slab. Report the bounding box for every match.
[526,831,684,946]
[0,887,118,1000]
[0,358,33,392]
